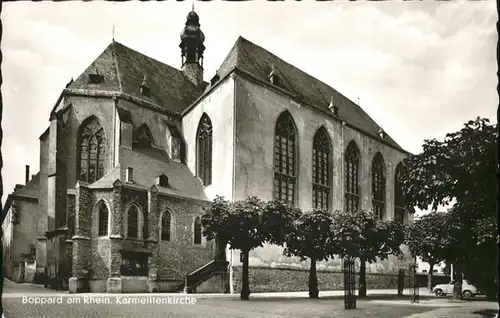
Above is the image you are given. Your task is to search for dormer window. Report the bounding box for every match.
[140,75,150,97]
[328,96,339,116]
[268,64,280,86]
[156,174,169,188]
[88,66,104,84]
[378,127,386,139]
[126,167,134,183]
[210,73,220,86]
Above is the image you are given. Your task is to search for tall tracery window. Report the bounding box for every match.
[312,127,330,210]
[127,205,140,239]
[98,202,109,236]
[193,216,202,245]
[161,210,172,241]
[197,114,212,186]
[273,112,297,205]
[78,117,106,183]
[372,153,386,220]
[136,124,153,147]
[394,163,406,224]
[344,141,360,213]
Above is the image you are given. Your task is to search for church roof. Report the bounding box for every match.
[66,37,404,151]
[90,147,208,202]
[68,41,208,114]
[216,36,404,151]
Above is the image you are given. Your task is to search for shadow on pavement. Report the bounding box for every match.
[473,309,499,317]
[237,294,437,302]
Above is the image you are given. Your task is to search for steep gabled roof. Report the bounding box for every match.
[68,41,208,113]
[217,36,404,151]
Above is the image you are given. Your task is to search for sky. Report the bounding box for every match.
[1,1,497,208]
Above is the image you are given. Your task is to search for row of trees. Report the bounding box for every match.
[201,197,405,300]
[202,117,497,301]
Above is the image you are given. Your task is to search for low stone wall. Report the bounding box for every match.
[231,266,401,293]
[156,280,184,292]
[89,279,107,293]
[122,276,148,293]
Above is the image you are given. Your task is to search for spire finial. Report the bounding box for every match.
[112,24,115,42]
[192,0,195,11]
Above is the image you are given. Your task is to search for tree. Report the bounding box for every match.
[261,200,302,246]
[202,196,266,300]
[201,197,300,301]
[400,117,498,300]
[405,212,450,291]
[283,209,338,298]
[331,209,404,297]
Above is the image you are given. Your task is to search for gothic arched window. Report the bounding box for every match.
[273,111,297,205]
[127,205,140,239]
[312,127,331,210]
[161,210,172,241]
[193,216,202,245]
[394,163,405,224]
[372,152,386,220]
[196,114,212,186]
[78,116,106,183]
[345,141,360,213]
[136,124,153,148]
[98,202,109,236]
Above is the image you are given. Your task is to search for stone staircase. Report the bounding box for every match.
[182,260,229,294]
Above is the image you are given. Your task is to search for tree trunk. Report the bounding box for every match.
[453,264,463,300]
[308,257,319,299]
[359,257,367,297]
[427,263,434,291]
[240,249,250,300]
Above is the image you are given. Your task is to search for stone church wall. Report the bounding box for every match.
[117,99,179,154]
[153,196,214,281]
[61,96,115,190]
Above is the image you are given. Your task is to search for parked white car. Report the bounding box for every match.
[432,280,479,298]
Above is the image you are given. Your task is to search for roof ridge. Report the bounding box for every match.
[111,41,123,92]
[112,41,185,75]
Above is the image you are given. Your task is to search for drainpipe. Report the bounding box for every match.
[340,122,346,211]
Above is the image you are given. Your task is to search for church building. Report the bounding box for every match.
[2,10,413,294]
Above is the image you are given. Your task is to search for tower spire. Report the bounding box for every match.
[179,8,205,86]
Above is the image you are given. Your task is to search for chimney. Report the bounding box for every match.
[25,165,30,185]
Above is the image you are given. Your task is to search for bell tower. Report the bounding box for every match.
[179,9,205,86]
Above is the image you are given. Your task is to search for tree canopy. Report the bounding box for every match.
[400,117,498,299]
